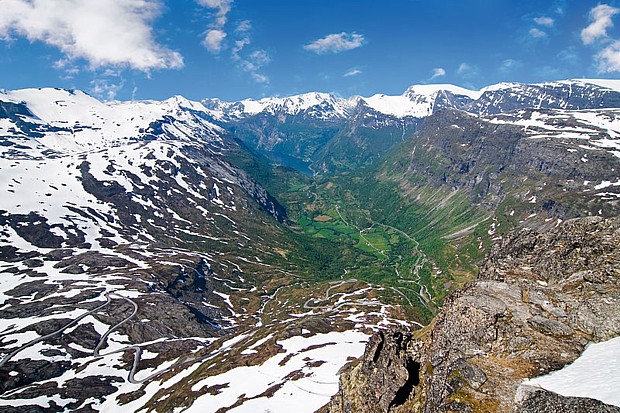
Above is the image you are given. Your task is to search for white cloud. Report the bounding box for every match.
[226,19,269,84]
[0,0,183,72]
[580,4,620,73]
[529,28,547,38]
[344,68,362,77]
[231,20,251,61]
[232,38,250,60]
[238,49,270,84]
[235,20,251,34]
[196,0,233,27]
[249,50,269,65]
[430,67,446,79]
[534,17,555,27]
[595,40,620,72]
[457,62,478,79]
[581,4,620,45]
[251,73,269,84]
[89,77,125,101]
[53,58,80,76]
[557,47,580,65]
[198,0,233,54]
[304,32,365,55]
[203,29,227,54]
[499,59,523,73]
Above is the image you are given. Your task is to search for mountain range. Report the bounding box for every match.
[1,79,620,412]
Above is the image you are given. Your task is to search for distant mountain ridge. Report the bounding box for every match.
[2,78,620,412]
[198,79,620,173]
[202,79,620,121]
[4,79,620,176]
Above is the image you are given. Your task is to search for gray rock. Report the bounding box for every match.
[328,217,620,413]
[514,385,620,413]
[527,316,573,337]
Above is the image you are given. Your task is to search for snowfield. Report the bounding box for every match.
[525,335,620,407]
[187,331,369,413]
[3,80,620,411]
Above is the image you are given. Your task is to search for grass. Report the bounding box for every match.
[225,137,487,319]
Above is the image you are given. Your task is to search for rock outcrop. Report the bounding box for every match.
[327,217,620,412]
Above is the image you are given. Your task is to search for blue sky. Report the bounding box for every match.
[1,0,620,101]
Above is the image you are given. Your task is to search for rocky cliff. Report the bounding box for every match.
[326,217,620,412]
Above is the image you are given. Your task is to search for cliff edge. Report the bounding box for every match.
[326,217,620,413]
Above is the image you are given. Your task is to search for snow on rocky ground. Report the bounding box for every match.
[487,108,620,157]
[189,331,368,413]
[486,108,620,203]
[0,87,410,411]
[525,335,620,407]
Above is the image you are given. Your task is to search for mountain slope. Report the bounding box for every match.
[0,88,408,412]
[327,216,620,413]
[2,80,620,412]
[203,79,620,174]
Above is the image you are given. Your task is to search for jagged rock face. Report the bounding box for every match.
[327,217,620,412]
[328,330,423,413]
[514,386,620,413]
[467,82,620,116]
[383,107,620,232]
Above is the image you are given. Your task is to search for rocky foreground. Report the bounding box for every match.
[326,217,620,413]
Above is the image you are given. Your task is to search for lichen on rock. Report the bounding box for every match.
[326,217,620,413]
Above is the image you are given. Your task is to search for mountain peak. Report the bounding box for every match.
[403,83,482,100]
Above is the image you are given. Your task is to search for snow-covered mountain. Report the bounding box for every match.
[202,83,482,121]
[0,87,408,412]
[203,92,353,121]
[361,84,481,118]
[1,88,217,151]
[469,79,620,115]
[197,79,620,174]
[202,79,620,122]
[2,80,620,412]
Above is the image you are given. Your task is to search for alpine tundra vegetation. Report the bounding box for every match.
[1,1,620,412]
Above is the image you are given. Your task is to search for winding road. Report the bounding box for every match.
[0,291,194,385]
[334,204,437,311]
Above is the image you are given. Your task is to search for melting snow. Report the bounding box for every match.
[187,330,369,413]
[525,336,620,407]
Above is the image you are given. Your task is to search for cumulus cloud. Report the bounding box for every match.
[529,28,547,38]
[196,0,233,27]
[595,40,620,72]
[203,29,227,53]
[534,16,555,27]
[581,4,620,45]
[580,4,620,73]
[198,0,234,54]
[304,32,365,55]
[344,68,362,77]
[0,0,183,72]
[430,67,446,80]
